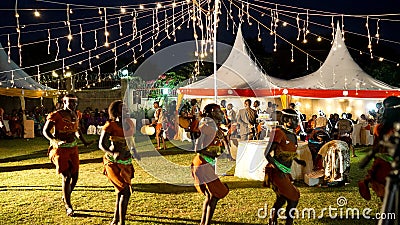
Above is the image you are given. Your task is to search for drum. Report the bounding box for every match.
[178,116,190,129]
[140,125,155,135]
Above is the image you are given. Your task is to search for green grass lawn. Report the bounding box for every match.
[0,135,384,225]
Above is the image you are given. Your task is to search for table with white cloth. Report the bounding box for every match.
[290,142,314,180]
[234,140,313,181]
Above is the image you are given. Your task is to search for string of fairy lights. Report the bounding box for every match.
[52,0,199,92]
[0,0,400,93]
[0,0,196,90]
[234,0,400,64]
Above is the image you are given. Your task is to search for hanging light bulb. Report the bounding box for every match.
[34,10,40,17]
[120,7,126,14]
[317,36,322,42]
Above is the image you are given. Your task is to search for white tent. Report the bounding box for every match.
[0,42,55,98]
[179,25,281,99]
[273,23,400,98]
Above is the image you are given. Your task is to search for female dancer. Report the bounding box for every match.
[264,109,305,225]
[43,94,93,216]
[99,100,140,225]
[192,103,229,225]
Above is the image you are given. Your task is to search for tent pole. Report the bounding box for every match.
[19,95,26,121]
[213,0,218,103]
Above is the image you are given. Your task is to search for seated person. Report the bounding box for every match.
[308,128,330,170]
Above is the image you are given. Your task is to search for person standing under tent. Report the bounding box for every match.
[152,101,166,150]
[226,103,236,123]
[226,103,237,141]
[99,100,140,225]
[263,109,306,225]
[289,103,306,139]
[253,100,262,115]
[237,99,257,141]
[335,113,356,157]
[43,94,93,217]
[192,103,229,225]
[315,110,331,133]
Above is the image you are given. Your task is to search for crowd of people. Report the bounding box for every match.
[0,104,112,139]
[0,106,48,139]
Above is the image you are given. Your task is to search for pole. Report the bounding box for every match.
[213,0,218,103]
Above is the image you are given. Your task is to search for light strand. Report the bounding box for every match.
[15,0,22,66]
[97,65,101,82]
[66,4,72,52]
[296,13,300,40]
[341,14,345,40]
[187,0,190,28]
[366,16,373,59]
[47,29,51,54]
[80,24,85,50]
[132,9,137,40]
[118,16,123,36]
[37,65,40,83]
[139,31,142,51]
[375,18,380,44]
[172,0,176,41]
[88,50,92,71]
[165,9,170,39]
[247,1,252,25]
[132,48,137,64]
[62,58,65,75]
[55,37,59,60]
[11,70,15,87]
[94,30,98,48]
[291,44,294,62]
[7,34,11,63]
[104,7,109,47]
[181,2,184,26]
[85,71,88,86]
[331,16,334,43]
[155,6,160,40]
[114,43,117,75]
[270,9,274,35]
